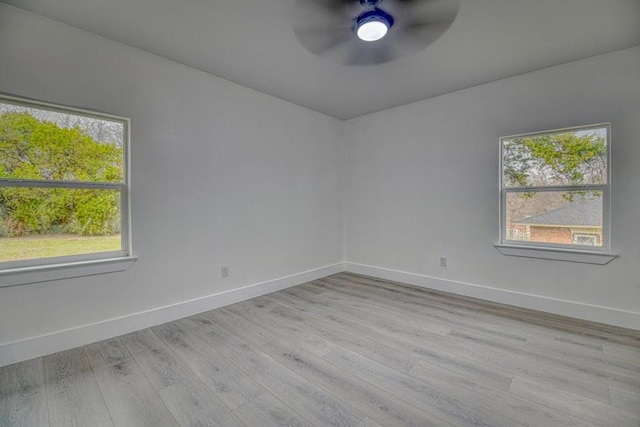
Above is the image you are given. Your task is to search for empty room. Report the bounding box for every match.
[0,0,639,426]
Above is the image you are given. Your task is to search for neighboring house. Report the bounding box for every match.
[513,198,602,246]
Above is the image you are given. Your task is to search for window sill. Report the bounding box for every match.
[494,244,617,265]
[0,256,138,288]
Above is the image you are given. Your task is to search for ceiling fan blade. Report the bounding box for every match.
[293,0,359,29]
[387,0,459,53]
[294,26,354,56]
[394,20,453,50]
[388,0,443,9]
[312,38,359,64]
[345,39,401,65]
[393,0,460,26]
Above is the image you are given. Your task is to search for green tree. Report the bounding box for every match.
[0,112,122,236]
[503,130,607,188]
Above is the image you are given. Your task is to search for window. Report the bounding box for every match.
[0,95,130,273]
[499,124,610,253]
[572,233,598,246]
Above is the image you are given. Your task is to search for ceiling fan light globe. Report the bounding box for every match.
[357,19,388,41]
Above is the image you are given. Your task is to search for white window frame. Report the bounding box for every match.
[496,123,617,264]
[0,94,135,286]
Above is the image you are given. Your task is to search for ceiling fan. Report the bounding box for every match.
[292,0,460,66]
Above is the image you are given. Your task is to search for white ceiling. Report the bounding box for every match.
[3,0,639,119]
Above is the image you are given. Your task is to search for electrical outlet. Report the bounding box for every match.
[439,257,447,267]
[221,266,229,278]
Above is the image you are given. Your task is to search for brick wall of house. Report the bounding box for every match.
[529,226,573,244]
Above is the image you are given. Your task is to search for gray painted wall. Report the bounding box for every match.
[344,46,640,325]
[0,5,343,364]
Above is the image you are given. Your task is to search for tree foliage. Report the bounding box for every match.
[0,112,123,236]
[503,130,607,188]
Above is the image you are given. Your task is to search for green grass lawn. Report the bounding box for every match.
[0,234,121,263]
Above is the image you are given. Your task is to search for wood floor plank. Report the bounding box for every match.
[264,296,420,373]
[93,358,177,427]
[609,384,640,415]
[300,277,464,335]
[0,358,48,427]
[261,340,454,426]
[267,292,514,390]
[233,392,313,427]
[278,286,449,350]
[509,375,640,427]
[326,275,632,365]
[227,300,336,357]
[323,347,523,427]
[268,302,414,369]
[43,348,113,427]
[189,298,335,359]
[158,375,246,427]
[446,328,614,404]
[409,360,598,427]
[355,417,385,427]
[603,342,640,367]
[523,359,611,404]
[85,337,132,371]
[290,284,454,337]
[272,291,509,374]
[152,321,264,410]
[313,276,541,341]
[277,296,521,392]
[333,274,640,346]
[200,324,365,427]
[120,330,192,391]
[201,307,278,347]
[526,333,604,355]
[287,285,452,338]
[523,334,640,375]
[445,326,640,390]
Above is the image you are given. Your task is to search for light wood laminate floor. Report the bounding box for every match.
[1,273,639,426]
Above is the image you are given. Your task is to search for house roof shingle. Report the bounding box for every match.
[514,197,602,227]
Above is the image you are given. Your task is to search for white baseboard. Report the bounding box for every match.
[0,262,346,367]
[345,262,640,331]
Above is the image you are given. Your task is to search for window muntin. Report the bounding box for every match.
[500,124,609,252]
[0,95,129,268]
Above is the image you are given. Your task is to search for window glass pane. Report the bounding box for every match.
[505,191,603,247]
[0,101,124,183]
[0,187,122,263]
[502,126,607,188]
